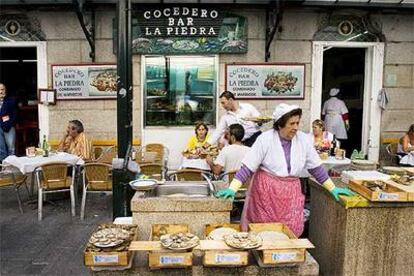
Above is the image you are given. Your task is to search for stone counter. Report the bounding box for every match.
[131,191,233,240]
[308,178,414,276]
[92,251,319,276]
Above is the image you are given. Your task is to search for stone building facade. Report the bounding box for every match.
[0,4,413,167]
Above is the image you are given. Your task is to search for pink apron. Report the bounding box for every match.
[241,169,305,237]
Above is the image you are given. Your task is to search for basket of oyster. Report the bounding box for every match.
[160,232,200,251]
[223,232,262,250]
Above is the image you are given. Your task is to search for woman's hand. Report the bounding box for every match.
[215,188,235,200]
[322,178,355,201]
[330,187,355,201]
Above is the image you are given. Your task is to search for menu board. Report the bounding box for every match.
[52,64,117,99]
[225,63,305,99]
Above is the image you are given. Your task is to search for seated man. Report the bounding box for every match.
[206,124,250,177]
[58,120,92,160]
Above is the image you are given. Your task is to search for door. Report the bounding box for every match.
[321,47,365,157]
[311,42,384,161]
[0,46,39,155]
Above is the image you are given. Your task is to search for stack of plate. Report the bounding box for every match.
[382,166,407,176]
[207,227,239,241]
[256,231,290,243]
[350,160,377,171]
[341,170,390,184]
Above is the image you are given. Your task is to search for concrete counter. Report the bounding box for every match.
[131,190,232,241]
[308,178,414,276]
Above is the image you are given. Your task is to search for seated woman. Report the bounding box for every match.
[185,122,210,152]
[398,125,414,166]
[310,119,334,152]
[58,120,92,160]
[398,124,414,157]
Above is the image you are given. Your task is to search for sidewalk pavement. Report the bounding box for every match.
[0,185,113,275]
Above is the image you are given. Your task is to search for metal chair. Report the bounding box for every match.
[0,165,29,213]
[94,146,117,164]
[386,143,401,165]
[35,162,76,221]
[168,169,208,181]
[80,163,112,220]
[140,163,163,180]
[143,143,164,162]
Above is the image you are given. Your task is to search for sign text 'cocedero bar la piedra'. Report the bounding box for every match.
[139,7,220,37]
[139,7,221,36]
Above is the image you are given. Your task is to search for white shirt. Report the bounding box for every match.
[214,144,250,173]
[322,97,349,139]
[208,103,260,144]
[242,130,322,177]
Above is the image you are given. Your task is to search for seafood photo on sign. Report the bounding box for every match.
[264,72,298,94]
[89,68,117,96]
[261,67,303,97]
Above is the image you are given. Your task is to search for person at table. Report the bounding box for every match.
[205,91,261,148]
[398,124,414,157]
[0,83,17,161]
[185,122,210,152]
[206,124,250,177]
[322,88,349,149]
[216,103,354,236]
[57,120,92,160]
[310,119,335,152]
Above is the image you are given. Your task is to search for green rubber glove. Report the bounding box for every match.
[215,188,236,200]
[330,187,355,201]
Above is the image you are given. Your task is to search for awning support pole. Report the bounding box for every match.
[265,0,283,62]
[72,0,95,61]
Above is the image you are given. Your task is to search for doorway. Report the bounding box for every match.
[0,46,39,155]
[322,48,365,157]
[311,42,384,161]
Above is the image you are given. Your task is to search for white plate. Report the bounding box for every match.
[207,227,238,241]
[129,179,157,191]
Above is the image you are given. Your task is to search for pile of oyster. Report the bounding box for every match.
[86,225,136,252]
[362,181,388,192]
[160,232,200,250]
[394,174,414,186]
[224,232,262,250]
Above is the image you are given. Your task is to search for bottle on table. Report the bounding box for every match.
[330,135,337,156]
[42,135,49,157]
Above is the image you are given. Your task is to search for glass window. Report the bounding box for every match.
[144,56,217,127]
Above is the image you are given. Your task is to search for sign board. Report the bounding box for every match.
[38,88,56,105]
[113,7,247,54]
[225,63,305,99]
[52,64,116,99]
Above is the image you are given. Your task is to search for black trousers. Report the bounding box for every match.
[242,131,262,147]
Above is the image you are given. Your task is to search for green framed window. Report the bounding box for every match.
[144,56,217,127]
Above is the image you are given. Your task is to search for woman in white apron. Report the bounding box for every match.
[322,88,349,141]
[216,103,354,236]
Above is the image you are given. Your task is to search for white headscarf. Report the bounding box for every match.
[272,103,300,122]
[329,88,340,97]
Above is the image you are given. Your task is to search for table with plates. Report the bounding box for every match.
[2,152,84,195]
[180,157,210,171]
